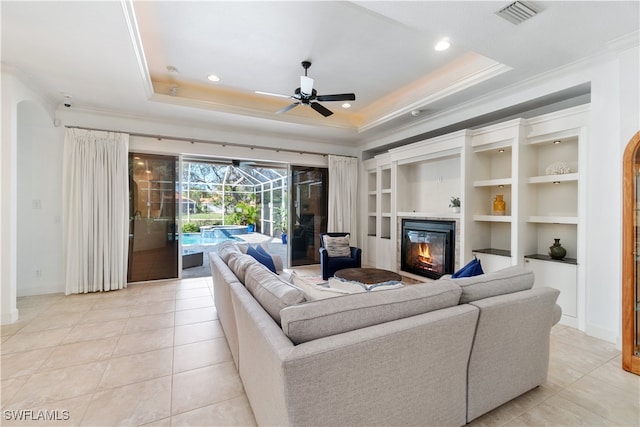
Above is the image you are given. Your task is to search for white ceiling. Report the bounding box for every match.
[2,1,638,146]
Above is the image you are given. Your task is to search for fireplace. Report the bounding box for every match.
[401,219,455,279]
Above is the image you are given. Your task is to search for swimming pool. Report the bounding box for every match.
[182,232,242,246]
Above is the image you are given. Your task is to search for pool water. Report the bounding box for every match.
[182,233,242,246]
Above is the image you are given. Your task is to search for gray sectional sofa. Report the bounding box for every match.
[209,241,561,426]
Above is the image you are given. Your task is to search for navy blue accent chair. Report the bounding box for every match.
[319,232,362,280]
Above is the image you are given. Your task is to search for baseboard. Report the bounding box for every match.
[1,309,19,325]
[559,314,578,329]
[17,284,64,297]
[586,322,619,346]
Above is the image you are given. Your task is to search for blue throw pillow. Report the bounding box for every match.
[451,257,484,278]
[247,245,277,273]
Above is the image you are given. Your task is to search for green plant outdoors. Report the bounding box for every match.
[181,222,200,233]
[278,206,288,233]
[230,201,260,226]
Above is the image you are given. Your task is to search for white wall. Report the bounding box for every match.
[16,102,64,296]
[1,69,58,322]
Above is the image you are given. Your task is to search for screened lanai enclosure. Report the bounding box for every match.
[181,160,288,237]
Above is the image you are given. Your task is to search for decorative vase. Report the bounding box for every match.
[452,206,460,213]
[548,238,567,260]
[493,194,505,216]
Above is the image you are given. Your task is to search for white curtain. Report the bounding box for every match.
[327,155,359,246]
[63,129,129,294]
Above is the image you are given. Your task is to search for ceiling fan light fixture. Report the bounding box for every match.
[434,38,451,51]
[342,103,351,109]
[300,76,314,96]
[257,60,355,117]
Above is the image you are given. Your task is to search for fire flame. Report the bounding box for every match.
[417,243,432,264]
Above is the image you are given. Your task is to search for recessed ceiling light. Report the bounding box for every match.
[434,38,451,51]
[342,103,351,109]
[553,140,561,144]
[207,74,220,82]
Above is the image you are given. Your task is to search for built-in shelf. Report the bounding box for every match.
[526,173,579,184]
[363,105,587,329]
[473,215,512,222]
[524,254,578,265]
[473,248,512,257]
[473,178,513,187]
[527,216,578,224]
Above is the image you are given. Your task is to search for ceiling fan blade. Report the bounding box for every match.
[316,93,356,102]
[310,102,333,117]
[300,76,314,96]
[255,90,292,99]
[277,102,301,114]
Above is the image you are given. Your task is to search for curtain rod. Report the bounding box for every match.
[64,125,356,158]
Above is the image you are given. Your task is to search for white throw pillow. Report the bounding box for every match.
[322,234,351,257]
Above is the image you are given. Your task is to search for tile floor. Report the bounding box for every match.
[1,275,639,426]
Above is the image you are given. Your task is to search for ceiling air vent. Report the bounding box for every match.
[496,1,539,25]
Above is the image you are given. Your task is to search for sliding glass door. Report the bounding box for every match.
[128,153,179,282]
[290,166,328,266]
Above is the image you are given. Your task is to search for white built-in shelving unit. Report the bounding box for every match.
[361,105,588,327]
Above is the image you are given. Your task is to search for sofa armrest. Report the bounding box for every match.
[466,287,560,422]
[319,247,329,263]
[553,303,562,325]
[350,246,362,262]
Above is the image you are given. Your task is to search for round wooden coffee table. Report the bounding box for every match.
[334,268,402,285]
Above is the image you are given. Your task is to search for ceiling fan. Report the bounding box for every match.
[256,61,356,117]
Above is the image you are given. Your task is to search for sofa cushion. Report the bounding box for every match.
[280,280,462,344]
[218,241,242,264]
[227,253,257,284]
[441,266,534,304]
[244,262,306,324]
[322,234,351,257]
[247,245,277,273]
